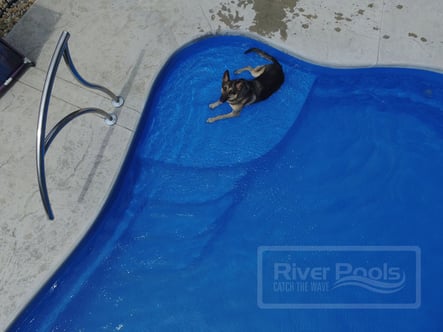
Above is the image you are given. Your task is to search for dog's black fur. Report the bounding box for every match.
[207,48,284,123]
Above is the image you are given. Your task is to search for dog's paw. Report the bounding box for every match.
[206,117,216,123]
[234,69,241,75]
[209,102,218,109]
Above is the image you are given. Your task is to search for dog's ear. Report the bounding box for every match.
[235,81,243,90]
[223,70,230,82]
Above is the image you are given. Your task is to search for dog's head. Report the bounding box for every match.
[219,70,245,104]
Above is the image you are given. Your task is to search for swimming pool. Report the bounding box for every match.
[10,35,443,331]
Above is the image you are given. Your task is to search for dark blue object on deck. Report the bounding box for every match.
[0,38,33,94]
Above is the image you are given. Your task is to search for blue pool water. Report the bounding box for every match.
[10,36,443,331]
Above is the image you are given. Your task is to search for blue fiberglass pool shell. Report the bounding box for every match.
[9,35,443,331]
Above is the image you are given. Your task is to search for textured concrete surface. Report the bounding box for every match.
[1,0,442,329]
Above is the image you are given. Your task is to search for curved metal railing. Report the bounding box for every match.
[36,31,124,220]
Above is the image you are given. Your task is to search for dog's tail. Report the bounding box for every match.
[245,47,279,64]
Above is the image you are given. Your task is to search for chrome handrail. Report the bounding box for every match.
[36,31,124,220]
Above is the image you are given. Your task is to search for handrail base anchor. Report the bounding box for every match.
[112,96,124,108]
[104,113,118,126]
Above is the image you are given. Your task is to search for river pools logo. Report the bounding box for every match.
[257,246,420,309]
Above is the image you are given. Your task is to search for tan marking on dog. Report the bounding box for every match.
[209,100,222,109]
[235,65,266,78]
[207,110,241,123]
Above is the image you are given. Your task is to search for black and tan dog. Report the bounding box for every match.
[207,48,284,123]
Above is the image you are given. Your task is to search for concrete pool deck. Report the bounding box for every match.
[1,0,442,329]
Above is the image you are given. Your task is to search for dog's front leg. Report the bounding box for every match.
[207,111,240,123]
[209,100,223,109]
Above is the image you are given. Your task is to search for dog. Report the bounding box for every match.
[207,47,284,123]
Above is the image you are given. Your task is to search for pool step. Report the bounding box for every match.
[133,159,246,204]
